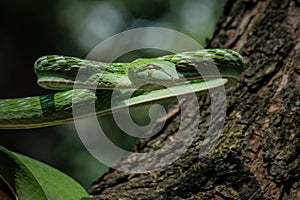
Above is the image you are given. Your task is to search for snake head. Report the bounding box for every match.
[128,58,181,90]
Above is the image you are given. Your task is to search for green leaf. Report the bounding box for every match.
[0,146,91,200]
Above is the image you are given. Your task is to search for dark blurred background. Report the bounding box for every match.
[0,0,225,188]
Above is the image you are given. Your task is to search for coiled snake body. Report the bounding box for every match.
[0,49,243,129]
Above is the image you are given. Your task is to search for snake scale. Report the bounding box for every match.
[0,49,243,129]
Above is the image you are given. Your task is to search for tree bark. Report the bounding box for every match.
[88,0,300,199]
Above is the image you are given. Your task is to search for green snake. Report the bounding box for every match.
[0,49,243,129]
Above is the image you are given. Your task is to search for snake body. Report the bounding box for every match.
[0,49,243,129]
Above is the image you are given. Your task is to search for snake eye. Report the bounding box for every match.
[147,64,156,70]
[146,64,157,76]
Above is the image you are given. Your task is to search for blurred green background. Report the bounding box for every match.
[0,0,225,188]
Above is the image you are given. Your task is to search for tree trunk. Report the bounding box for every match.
[88,0,300,199]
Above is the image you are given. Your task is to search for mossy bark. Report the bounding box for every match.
[89,0,300,199]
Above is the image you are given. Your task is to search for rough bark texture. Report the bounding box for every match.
[88,0,300,199]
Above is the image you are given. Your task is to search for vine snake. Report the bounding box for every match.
[0,49,243,129]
